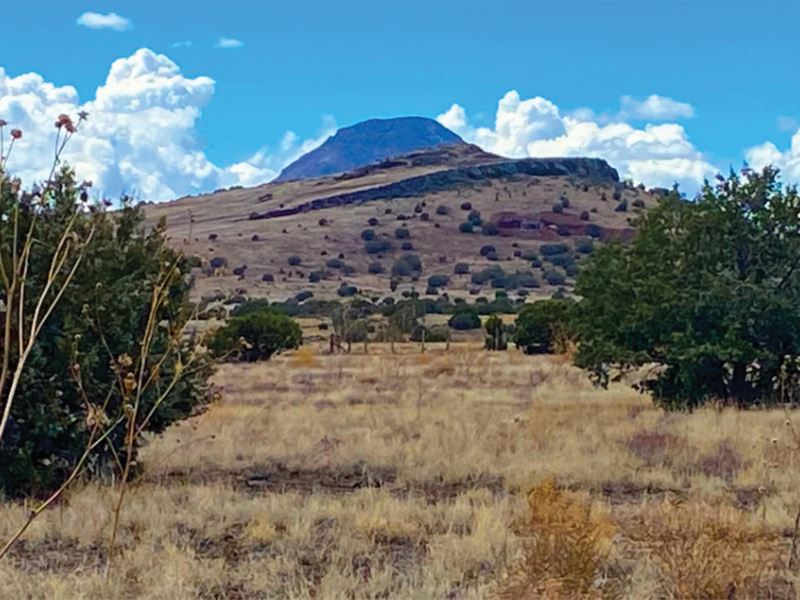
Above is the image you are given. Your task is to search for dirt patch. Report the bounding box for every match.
[8,538,106,574]
[242,462,398,494]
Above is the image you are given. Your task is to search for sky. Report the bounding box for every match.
[2,0,799,201]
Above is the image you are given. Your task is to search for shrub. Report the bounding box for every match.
[459,222,474,234]
[547,254,575,268]
[410,325,449,343]
[545,270,566,286]
[585,223,602,238]
[540,242,569,256]
[560,196,570,208]
[368,217,379,226]
[467,210,482,226]
[480,244,497,257]
[482,222,499,236]
[436,205,449,216]
[391,254,422,279]
[395,227,411,239]
[261,273,274,282]
[338,284,359,297]
[520,249,538,261]
[361,228,376,241]
[460,202,472,210]
[565,263,579,277]
[612,189,622,201]
[295,290,313,302]
[471,266,505,285]
[308,271,323,283]
[368,262,384,274]
[531,258,543,268]
[575,239,594,254]
[552,203,564,214]
[326,258,344,269]
[495,478,615,598]
[0,172,213,497]
[364,239,392,254]
[580,210,590,221]
[427,274,450,288]
[288,255,301,266]
[401,241,414,251]
[632,197,646,209]
[448,308,481,330]
[615,199,628,212]
[209,311,301,362]
[420,212,430,221]
[514,299,576,354]
[484,315,508,350]
[454,262,470,275]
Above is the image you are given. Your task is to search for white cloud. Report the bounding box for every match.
[0,49,330,201]
[171,40,193,48]
[745,128,800,181]
[215,37,244,49]
[76,12,132,31]
[620,94,695,120]
[438,90,714,191]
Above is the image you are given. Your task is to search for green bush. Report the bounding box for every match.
[427,274,450,288]
[288,255,302,266]
[410,324,450,343]
[0,170,212,497]
[391,254,422,279]
[576,167,800,409]
[364,239,392,254]
[484,315,508,350]
[361,228,376,241]
[209,311,301,362]
[448,308,482,330]
[459,222,474,234]
[395,227,411,239]
[514,299,575,354]
[540,243,569,256]
[454,262,470,275]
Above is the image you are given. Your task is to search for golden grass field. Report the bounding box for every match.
[2,344,799,598]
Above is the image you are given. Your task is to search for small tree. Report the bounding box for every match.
[209,311,301,362]
[484,315,507,350]
[514,299,575,354]
[576,167,800,409]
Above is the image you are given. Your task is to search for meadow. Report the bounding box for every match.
[1,343,798,598]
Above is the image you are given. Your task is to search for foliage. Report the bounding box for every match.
[0,169,212,497]
[364,239,392,254]
[514,299,575,354]
[208,310,301,362]
[484,315,507,350]
[575,167,800,408]
[448,308,481,330]
[391,253,422,279]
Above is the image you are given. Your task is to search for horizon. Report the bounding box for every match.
[2,0,799,200]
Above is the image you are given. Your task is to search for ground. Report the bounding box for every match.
[1,344,798,598]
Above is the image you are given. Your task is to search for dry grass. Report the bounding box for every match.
[2,343,800,598]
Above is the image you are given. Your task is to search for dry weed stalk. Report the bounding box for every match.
[494,477,616,599]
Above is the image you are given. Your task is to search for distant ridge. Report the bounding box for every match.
[275,116,464,182]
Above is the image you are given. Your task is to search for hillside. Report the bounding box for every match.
[146,143,659,304]
[275,117,464,181]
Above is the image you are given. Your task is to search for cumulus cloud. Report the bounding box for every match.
[215,37,244,49]
[619,94,695,120]
[0,49,330,201]
[438,90,714,191]
[745,128,800,181]
[76,12,132,31]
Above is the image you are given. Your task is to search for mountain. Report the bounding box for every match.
[275,117,465,182]
[148,137,656,305]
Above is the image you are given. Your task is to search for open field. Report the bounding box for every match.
[2,344,799,598]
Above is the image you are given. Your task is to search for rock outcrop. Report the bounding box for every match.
[255,157,619,220]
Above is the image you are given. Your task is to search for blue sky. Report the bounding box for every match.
[2,0,799,199]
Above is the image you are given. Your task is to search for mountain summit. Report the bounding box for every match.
[275,116,464,182]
